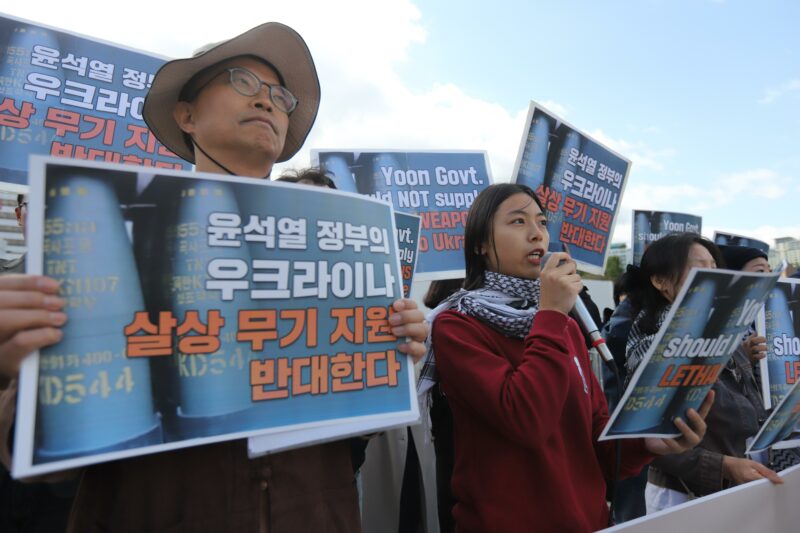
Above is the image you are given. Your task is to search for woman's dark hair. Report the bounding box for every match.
[718,244,768,272]
[628,232,723,333]
[423,278,464,309]
[463,183,544,290]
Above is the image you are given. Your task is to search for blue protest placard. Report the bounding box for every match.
[512,102,631,274]
[313,150,492,280]
[747,379,800,453]
[600,268,779,439]
[394,212,421,298]
[13,156,417,477]
[714,231,770,253]
[632,210,702,266]
[762,279,800,407]
[0,13,188,186]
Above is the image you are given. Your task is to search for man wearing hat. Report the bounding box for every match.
[143,22,320,180]
[0,22,428,532]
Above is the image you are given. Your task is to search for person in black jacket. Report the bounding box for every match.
[600,269,646,524]
[625,233,783,513]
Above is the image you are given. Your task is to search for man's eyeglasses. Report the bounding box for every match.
[17,201,28,210]
[225,68,298,114]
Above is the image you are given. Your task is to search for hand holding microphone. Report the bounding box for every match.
[539,251,583,315]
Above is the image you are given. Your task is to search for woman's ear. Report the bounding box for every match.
[650,275,673,301]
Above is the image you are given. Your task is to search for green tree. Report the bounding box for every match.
[604,255,623,281]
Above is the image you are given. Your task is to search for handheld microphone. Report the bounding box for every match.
[541,252,615,367]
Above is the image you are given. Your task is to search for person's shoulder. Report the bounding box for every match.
[434,308,477,329]
[437,308,467,319]
[607,300,637,332]
[616,298,636,316]
[432,309,500,342]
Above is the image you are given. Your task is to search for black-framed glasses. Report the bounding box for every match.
[17,201,28,210]
[225,68,298,114]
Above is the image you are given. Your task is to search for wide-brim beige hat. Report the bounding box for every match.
[143,22,320,164]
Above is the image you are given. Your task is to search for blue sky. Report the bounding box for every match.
[5,0,799,246]
[401,0,800,244]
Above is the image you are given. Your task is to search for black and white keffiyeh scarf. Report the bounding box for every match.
[417,271,541,401]
[624,306,670,387]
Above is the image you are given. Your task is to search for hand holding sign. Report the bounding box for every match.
[722,455,783,485]
[643,389,714,455]
[743,334,768,363]
[0,275,65,380]
[389,299,428,363]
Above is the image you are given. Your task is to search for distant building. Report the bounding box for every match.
[608,242,630,269]
[770,237,800,269]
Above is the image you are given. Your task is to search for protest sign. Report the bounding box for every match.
[761,279,800,407]
[394,212,421,298]
[632,210,702,266]
[0,13,188,187]
[248,402,416,457]
[600,464,800,533]
[13,156,418,477]
[313,150,492,280]
[746,380,800,453]
[714,231,770,253]
[250,212,418,457]
[512,102,631,274]
[600,268,779,439]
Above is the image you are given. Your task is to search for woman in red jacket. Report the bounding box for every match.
[422,183,712,532]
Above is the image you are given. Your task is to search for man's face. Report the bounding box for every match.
[174,57,290,170]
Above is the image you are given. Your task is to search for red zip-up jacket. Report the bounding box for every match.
[433,309,652,533]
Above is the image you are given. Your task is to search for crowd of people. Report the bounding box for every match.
[0,20,791,533]
[608,234,785,520]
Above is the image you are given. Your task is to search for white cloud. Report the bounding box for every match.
[620,168,792,214]
[295,81,532,182]
[9,1,428,63]
[612,219,800,250]
[720,169,787,199]
[8,2,798,254]
[8,1,535,181]
[620,183,704,212]
[759,79,800,104]
[588,130,676,172]
[537,100,569,118]
[611,222,632,245]
[610,169,797,245]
